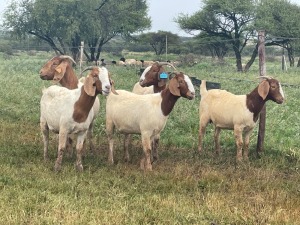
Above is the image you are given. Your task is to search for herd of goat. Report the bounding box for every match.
[39,55,285,172]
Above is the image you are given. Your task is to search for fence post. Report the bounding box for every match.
[79,41,84,77]
[282,47,287,71]
[256,30,266,157]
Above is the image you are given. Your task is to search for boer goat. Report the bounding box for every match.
[106,73,195,171]
[198,77,285,161]
[39,55,100,154]
[40,67,112,171]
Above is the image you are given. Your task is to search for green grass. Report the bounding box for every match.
[0,51,299,224]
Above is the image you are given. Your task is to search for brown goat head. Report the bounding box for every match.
[169,73,195,100]
[139,62,169,88]
[258,78,284,104]
[39,55,76,82]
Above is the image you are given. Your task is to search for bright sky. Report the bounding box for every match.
[1,0,300,36]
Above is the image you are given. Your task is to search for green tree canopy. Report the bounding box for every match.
[176,0,256,71]
[255,0,300,67]
[137,31,180,55]
[3,0,151,61]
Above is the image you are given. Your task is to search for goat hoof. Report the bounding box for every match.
[76,164,83,172]
[54,164,62,172]
[145,163,153,171]
[151,156,158,164]
[198,147,203,153]
[140,159,145,170]
[124,156,130,163]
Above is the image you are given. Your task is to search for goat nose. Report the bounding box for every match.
[105,84,111,89]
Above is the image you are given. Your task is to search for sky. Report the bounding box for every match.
[0,0,300,36]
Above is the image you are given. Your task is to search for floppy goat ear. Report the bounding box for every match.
[110,78,119,95]
[53,61,69,83]
[168,76,181,97]
[84,76,96,96]
[258,80,270,100]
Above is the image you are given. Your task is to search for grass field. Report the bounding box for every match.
[0,51,299,224]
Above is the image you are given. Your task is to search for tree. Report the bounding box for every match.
[253,0,300,68]
[194,33,229,60]
[176,0,256,71]
[137,31,180,55]
[2,0,151,61]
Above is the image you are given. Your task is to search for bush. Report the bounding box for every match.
[0,43,13,55]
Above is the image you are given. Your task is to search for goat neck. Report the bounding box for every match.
[60,65,79,89]
[246,87,266,122]
[73,79,101,123]
[153,84,166,93]
[160,88,180,116]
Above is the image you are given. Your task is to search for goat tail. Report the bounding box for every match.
[200,80,207,96]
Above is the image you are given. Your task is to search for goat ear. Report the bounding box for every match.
[110,78,119,95]
[54,61,68,82]
[258,80,270,100]
[169,77,181,96]
[84,76,96,96]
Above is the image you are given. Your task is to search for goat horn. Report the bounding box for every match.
[58,55,76,65]
[256,76,273,80]
[157,62,177,71]
[81,66,95,76]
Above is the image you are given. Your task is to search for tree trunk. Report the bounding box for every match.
[244,43,258,72]
[297,57,300,67]
[95,39,104,61]
[233,45,243,72]
[286,44,294,67]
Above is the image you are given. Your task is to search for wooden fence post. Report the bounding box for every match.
[256,30,266,156]
[79,41,84,77]
[282,47,287,71]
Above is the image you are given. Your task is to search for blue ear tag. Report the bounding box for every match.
[159,72,168,79]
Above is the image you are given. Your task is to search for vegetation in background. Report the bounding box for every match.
[255,0,300,67]
[176,0,257,71]
[0,51,299,224]
[2,0,150,61]
[176,0,300,71]
[137,31,180,55]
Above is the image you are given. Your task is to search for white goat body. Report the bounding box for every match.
[106,73,195,171]
[41,86,94,134]
[107,90,167,134]
[200,89,254,129]
[39,56,101,154]
[198,79,284,161]
[132,82,154,95]
[40,67,111,171]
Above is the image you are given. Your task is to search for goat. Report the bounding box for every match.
[106,73,195,171]
[119,57,137,66]
[39,55,100,155]
[129,62,177,162]
[198,77,285,161]
[40,67,112,171]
